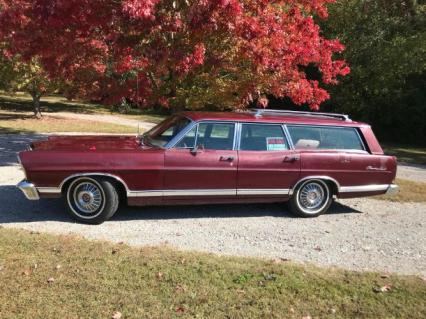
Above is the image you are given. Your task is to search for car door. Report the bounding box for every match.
[237,123,301,197]
[164,121,237,200]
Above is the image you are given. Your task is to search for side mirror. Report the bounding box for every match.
[190,144,204,155]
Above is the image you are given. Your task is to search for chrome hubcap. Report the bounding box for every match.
[299,182,325,211]
[73,182,103,214]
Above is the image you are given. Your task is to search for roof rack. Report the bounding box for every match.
[249,109,351,121]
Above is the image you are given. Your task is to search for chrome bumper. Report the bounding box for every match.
[385,184,399,196]
[17,180,40,200]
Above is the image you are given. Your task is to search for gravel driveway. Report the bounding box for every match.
[1,134,425,276]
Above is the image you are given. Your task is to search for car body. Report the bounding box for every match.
[17,109,398,224]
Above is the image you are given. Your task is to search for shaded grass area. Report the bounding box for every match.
[0,92,166,124]
[0,110,136,134]
[383,144,426,165]
[375,178,426,203]
[0,228,425,318]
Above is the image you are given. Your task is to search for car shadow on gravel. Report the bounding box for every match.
[0,185,362,224]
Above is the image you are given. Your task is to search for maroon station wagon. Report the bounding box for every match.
[17,109,399,224]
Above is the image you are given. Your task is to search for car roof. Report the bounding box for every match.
[179,111,367,127]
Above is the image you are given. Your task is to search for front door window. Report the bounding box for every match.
[175,122,235,150]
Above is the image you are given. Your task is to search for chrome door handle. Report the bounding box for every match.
[283,155,300,163]
[220,156,234,162]
[366,166,386,171]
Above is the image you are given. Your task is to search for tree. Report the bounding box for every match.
[322,0,426,143]
[0,0,350,112]
[0,46,58,117]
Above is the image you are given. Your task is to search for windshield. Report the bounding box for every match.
[143,115,192,147]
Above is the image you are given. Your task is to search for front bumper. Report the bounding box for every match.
[385,184,399,196]
[17,180,40,200]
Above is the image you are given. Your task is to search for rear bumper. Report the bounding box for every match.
[386,184,399,196]
[17,180,40,200]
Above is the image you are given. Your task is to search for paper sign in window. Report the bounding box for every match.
[266,137,286,151]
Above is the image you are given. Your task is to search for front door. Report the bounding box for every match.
[237,123,301,197]
[164,122,237,200]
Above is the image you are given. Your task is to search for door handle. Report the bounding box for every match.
[366,166,386,171]
[219,156,234,162]
[283,155,300,163]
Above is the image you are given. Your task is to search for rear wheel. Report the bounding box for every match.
[65,177,119,224]
[289,179,332,217]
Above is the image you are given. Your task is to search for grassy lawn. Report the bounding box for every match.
[0,92,166,124]
[0,228,424,318]
[383,144,426,166]
[375,178,426,203]
[0,110,136,134]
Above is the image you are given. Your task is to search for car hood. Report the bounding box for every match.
[30,135,146,151]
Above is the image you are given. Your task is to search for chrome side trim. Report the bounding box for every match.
[289,176,341,196]
[37,187,62,194]
[128,189,236,197]
[339,184,390,193]
[127,190,163,197]
[17,180,40,200]
[237,189,290,196]
[59,173,130,192]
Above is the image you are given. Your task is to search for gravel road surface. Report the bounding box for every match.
[1,133,425,276]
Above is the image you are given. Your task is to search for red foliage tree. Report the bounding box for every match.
[0,0,350,111]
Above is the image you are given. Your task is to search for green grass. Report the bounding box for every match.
[0,110,137,134]
[0,227,424,318]
[0,92,166,124]
[375,178,426,203]
[383,144,426,165]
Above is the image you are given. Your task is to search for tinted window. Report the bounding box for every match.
[240,124,289,151]
[197,123,235,150]
[287,125,364,150]
[175,122,235,150]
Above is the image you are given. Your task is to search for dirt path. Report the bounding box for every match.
[397,163,426,183]
[52,112,157,131]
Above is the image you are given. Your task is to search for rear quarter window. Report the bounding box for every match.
[287,125,365,151]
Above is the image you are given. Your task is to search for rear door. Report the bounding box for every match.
[164,121,237,198]
[237,123,301,197]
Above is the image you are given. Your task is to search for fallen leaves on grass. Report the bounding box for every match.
[112,311,122,319]
[175,284,186,293]
[175,306,185,314]
[373,284,392,293]
[22,269,31,276]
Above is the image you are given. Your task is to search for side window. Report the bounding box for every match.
[197,123,235,150]
[175,122,235,150]
[175,125,196,148]
[240,124,289,151]
[287,125,364,151]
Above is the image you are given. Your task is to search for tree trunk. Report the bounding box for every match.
[31,94,42,118]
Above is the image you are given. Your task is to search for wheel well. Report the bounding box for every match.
[324,180,338,196]
[292,177,339,196]
[61,175,128,202]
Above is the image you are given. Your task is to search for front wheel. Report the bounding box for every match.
[288,179,332,217]
[65,177,119,224]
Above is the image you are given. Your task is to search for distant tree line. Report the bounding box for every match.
[323,0,425,145]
